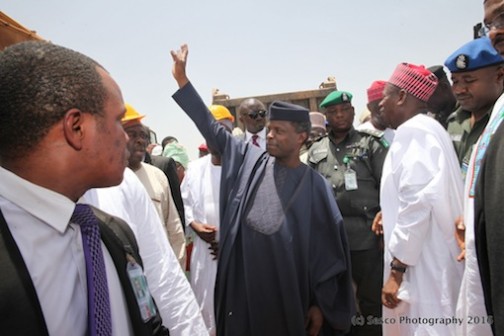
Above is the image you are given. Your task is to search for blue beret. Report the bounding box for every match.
[269,101,309,123]
[320,90,353,108]
[444,37,504,73]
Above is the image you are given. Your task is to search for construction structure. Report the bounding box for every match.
[0,12,44,50]
[212,77,337,129]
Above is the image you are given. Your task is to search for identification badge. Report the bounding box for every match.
[344,168,358,191]
[127,258,157,321]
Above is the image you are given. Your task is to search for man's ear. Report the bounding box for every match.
[298,131,309,146]
[496,65,504,83]
[397,89,408,106]
[63,109,86,150]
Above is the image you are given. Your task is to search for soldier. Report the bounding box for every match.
[308,90,388,336]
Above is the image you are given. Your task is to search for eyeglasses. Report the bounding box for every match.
[247,110,268,120]
[483,11,504,35]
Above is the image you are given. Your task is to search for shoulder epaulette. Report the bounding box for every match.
[312,134,328,143]
[357,128,391,148]
[357,128,384,139]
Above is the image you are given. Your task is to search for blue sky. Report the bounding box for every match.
[4,0,483,159]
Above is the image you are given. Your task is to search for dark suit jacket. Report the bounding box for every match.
[144,153,185,228]
[475,120,504,336]
[0,206,168,336]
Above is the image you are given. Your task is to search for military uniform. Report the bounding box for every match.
[447,106,491,175]
[309,127,388,336]
[309,128,388,250]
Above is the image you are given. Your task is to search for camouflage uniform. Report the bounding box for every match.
[447,106,491,178]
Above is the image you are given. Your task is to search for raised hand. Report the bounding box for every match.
[170,44,189,88]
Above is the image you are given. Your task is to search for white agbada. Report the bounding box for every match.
[455,93,504,335]
[181,155,221,336]
[381,114,464,336]
[82,168,209,336]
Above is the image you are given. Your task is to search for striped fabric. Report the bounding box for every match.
[388,63,438,102]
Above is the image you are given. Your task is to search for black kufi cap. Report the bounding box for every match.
[269,101,309,123]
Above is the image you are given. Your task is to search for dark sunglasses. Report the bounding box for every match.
[247,109,268,120]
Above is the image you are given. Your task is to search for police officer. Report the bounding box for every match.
[308,90,388,336]
[444,36,504,175]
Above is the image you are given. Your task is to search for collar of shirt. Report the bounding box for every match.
[0,166,74,233]
[328,127,356,145]
[245,128,267,142]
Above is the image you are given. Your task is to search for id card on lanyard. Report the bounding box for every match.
[343,156,358,191]
[126,254,157,322]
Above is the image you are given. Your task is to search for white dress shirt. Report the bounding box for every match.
[82,168,209,336]
[0,166,132,336]
[245,128,267,150]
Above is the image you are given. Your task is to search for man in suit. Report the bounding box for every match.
[474,1,504,334]
[236,98,268,150]
[0,41,166,335]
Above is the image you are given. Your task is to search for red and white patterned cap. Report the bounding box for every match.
[366,80,386,103]
[388,63,438,102]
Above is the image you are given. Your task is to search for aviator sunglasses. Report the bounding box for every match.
[247,109,268,120]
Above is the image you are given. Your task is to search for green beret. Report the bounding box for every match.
[320,90,353,108]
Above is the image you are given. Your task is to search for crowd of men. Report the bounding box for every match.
[1,0,504,335]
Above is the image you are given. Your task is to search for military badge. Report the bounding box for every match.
[455,54,468,70]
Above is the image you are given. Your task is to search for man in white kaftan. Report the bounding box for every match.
[82,168,209,336]
[122,103,186,269]
[181,154,221,336]
[379,63,463,336]
[381,114,464,335]
[180,104,235,336]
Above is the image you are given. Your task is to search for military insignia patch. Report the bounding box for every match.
[342,93,349,102]
[456,54,468,70]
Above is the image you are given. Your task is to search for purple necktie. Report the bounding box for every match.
[251,134,260,147]
[72,204,112,336]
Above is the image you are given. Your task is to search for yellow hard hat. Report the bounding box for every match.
[122,103,145,124]
[209,105,234,123]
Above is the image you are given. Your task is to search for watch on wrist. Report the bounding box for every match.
[390,261,407,273]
